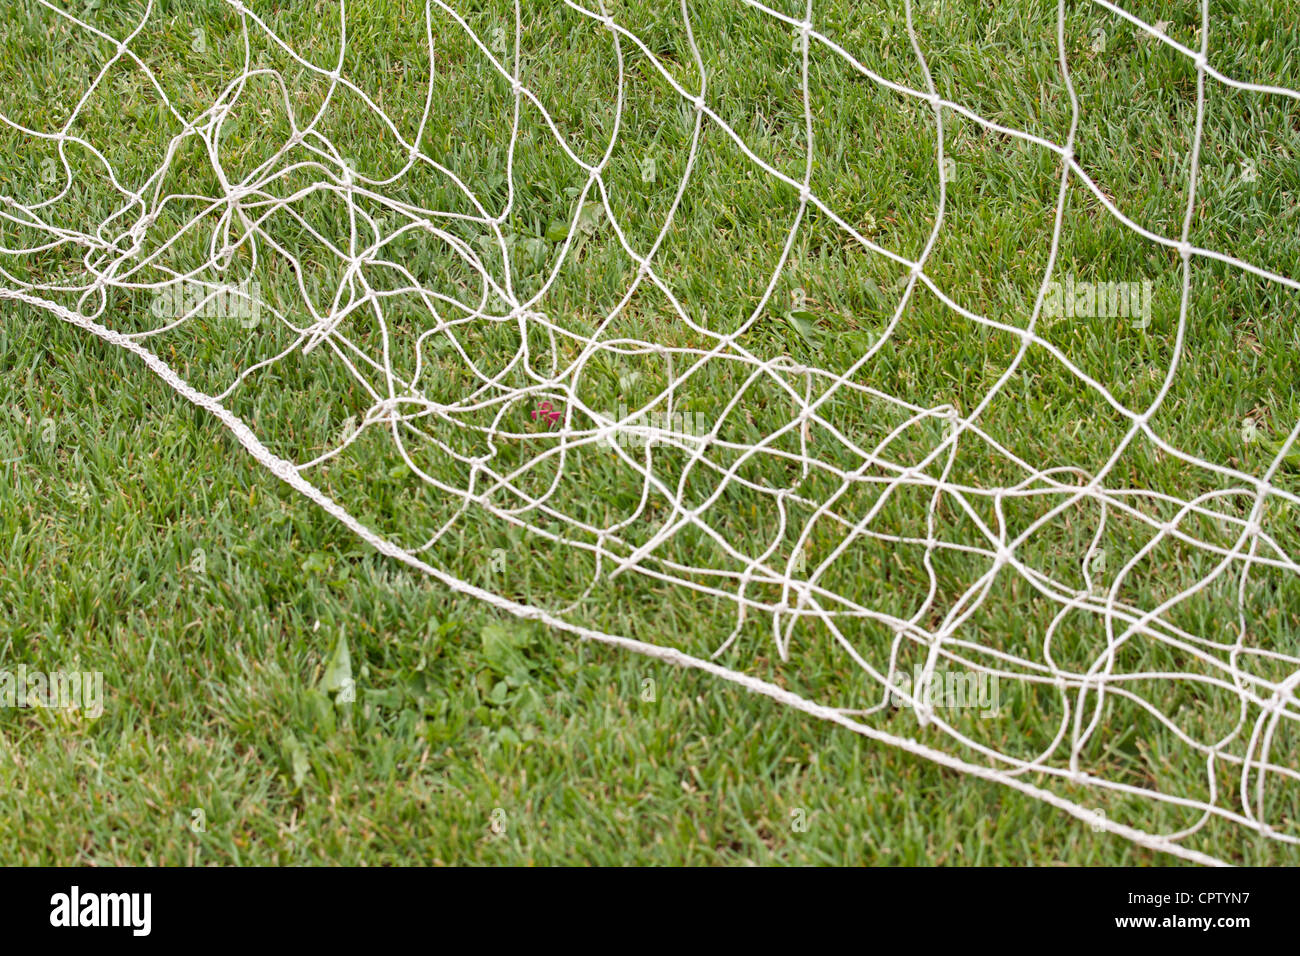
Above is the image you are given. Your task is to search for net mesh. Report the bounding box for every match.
[3,0,1300,864]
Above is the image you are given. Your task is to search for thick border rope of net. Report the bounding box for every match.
[2,0,1299,865]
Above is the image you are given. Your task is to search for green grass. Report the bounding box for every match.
[0,0,1298,864]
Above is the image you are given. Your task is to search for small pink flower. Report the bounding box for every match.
[531,401,561,427]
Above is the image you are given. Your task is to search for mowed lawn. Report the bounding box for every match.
[0,0,1298,864]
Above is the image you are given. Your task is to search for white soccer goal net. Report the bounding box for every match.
[2,0,1298,864]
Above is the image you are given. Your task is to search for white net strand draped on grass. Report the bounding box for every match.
[2,0,1299,865]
